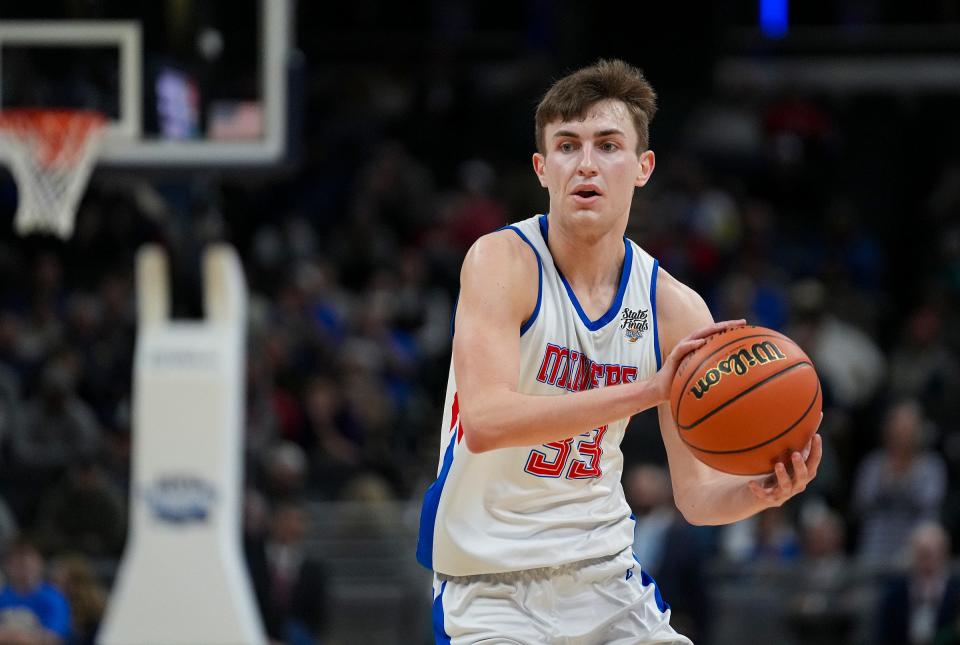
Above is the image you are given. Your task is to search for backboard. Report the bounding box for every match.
[0,0,291,167]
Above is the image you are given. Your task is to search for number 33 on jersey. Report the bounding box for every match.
[524,426,608,479]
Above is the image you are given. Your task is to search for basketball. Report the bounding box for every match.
[670,325,822,476]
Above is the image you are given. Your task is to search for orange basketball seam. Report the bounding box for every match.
[677,361,812,431]
[679,377,821,455]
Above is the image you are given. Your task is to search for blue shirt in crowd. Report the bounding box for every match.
[0,582,71,639]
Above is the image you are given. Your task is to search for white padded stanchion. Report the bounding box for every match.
[100,244,266,645]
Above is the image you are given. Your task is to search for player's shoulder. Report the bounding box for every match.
[655,267,713,343]
[458,227,540,326]
[461,227,539,279]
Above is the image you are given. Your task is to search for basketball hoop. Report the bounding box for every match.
[0,109,106,239]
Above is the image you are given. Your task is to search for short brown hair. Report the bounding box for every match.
[535,59,658,154]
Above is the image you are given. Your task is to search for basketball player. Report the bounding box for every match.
[417,59,822,644]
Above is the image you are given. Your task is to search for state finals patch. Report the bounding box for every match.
[619,307,649,343]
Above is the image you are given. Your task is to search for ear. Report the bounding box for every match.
[635,150,656,188]
[532,152,548,188]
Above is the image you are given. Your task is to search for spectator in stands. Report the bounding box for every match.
[65,280,135,437]
[249,329,304,445]
[49,554,106,645]
[876,522,959,645]
[0,366,24,539]
[298,259,350,348]
[751,506,801,562]
[242,487,274,639]
[787,506,859,644]
[717,505,800,566]
[0,363,20,458]
[335,472,398,540]
[714,271,789,334]
[63,294,107,428]
[0,497,18,556]
[0,313,31,383]
[261,441,309,503]
[787,278,885,410]
[6,363,102,525]
[34,460,126,557]
[303,376,359,474]
[18,254,66,367]
[0,537,70,644]
[393,248,452,362]
[854,400,947,564]
[351,140,436,246]
[262,502,327,645]
[887,306,960,428]
[443,159,508,253]
[245,349,281,458]
[11,364,101,473]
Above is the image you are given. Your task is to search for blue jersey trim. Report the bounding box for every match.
[650,259,661,369]
[641,569,671,613]
[631,552,671,613]
[538,214,632,332]
[501,225,543,336]
[416,433,458,569]
[432,581,451,644]
[450,294,458,338]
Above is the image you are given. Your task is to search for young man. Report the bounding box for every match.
[417,59,822,644]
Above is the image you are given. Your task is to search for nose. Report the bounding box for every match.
[577,147,597,176]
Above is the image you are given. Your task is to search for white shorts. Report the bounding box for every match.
[431,547,693,645]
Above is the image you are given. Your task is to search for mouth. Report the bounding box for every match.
[571,186,602,204]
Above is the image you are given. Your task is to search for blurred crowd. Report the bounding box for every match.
[0,50,959,644]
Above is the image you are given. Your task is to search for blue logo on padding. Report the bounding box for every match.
[143,475,217,524]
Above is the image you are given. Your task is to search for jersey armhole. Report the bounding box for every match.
[501,226,543,336]
[650,258,662,369]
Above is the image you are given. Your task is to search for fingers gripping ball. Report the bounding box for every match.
[670,326,822,476]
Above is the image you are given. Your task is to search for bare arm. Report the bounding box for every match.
[655,270,823,525]
[454,231,731,453]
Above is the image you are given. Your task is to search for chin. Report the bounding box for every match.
[567,208,607,222]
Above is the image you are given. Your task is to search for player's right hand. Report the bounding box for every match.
[651,319,746,403]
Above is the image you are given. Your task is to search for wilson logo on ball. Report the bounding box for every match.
[670,326,821,476]
[688,341,787,400]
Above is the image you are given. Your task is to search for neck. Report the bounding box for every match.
[546,213,626,289]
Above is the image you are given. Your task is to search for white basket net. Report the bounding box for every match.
[0,109,105,239]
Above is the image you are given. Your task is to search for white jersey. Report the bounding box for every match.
[417,213,662,577]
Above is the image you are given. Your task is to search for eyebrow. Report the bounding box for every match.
[552,128,627,139]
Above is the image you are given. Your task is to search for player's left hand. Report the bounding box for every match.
[747,422,823,507]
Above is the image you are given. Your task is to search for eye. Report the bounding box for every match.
[599,141,619,152]
[558,141,577,153]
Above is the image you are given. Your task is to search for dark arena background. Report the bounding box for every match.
[0,1,959,643]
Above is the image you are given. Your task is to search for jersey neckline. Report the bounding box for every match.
[537,214,633,332]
